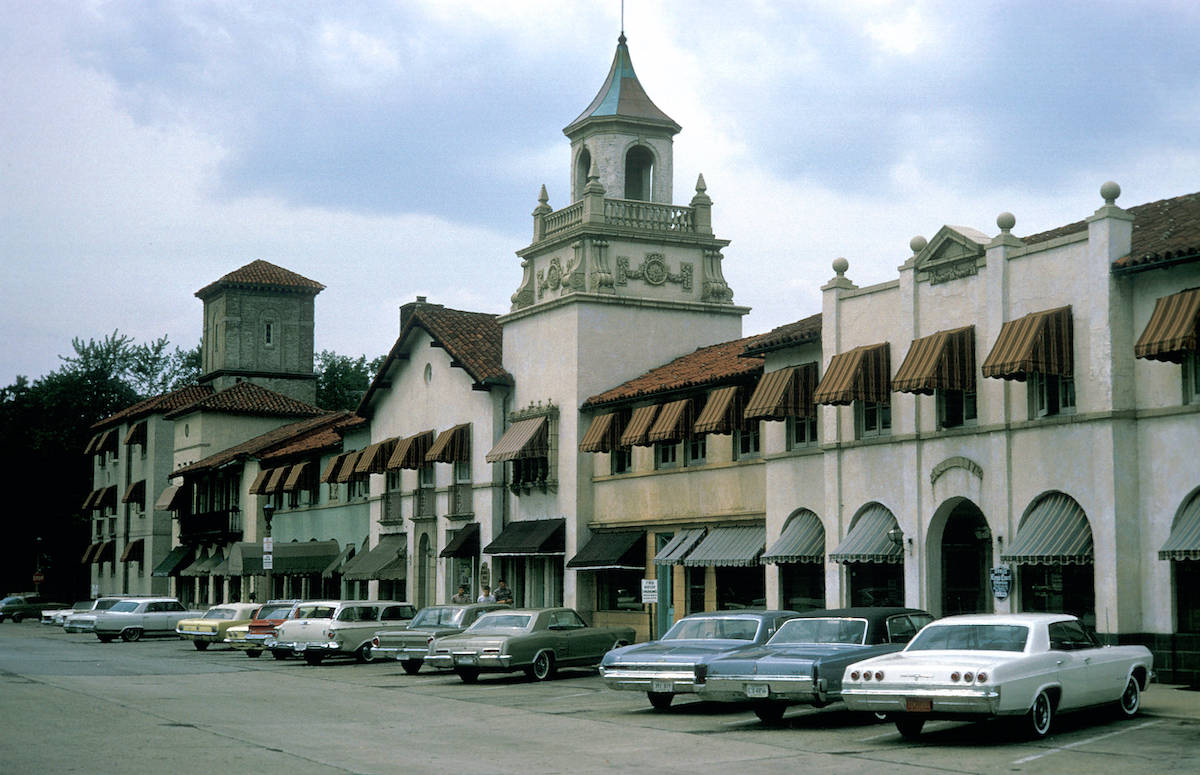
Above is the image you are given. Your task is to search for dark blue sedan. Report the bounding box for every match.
[694,607,933,723]
[599,610,799,709]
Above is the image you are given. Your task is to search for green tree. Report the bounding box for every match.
[314,350,385,411]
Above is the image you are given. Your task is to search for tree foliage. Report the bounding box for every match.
[315,350,385,411]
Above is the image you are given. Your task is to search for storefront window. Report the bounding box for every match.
[716,566,765,609]
[848,563,903,607]
[1019,563,1095,629]
[779,564,824,611]
[595,570,644,611]
[1177,561,1200,632]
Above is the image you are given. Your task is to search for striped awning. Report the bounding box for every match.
[567,531,645,570]
[1160,493,1200,560]
[119,538,144,564]
[1135,288,1200,363]
[744,363,819,420]
[1002,493,1093,565]
[355,437,398,474]
[319,453,345,483]
[893,326,976,395]
[264,466,290,493]
[762,510,825,564]
[426,424,471,463]
[829,506,903,564]
[619,405,659,447]
[91,540,116,564]
[95,485,118,510]
[81,489,99,510]
[694,386,739,434]
[579,413,620,453]
[647,399,692,443]
[282,461,310,492]
[388,430,436,470]
[653,528,707,565]
[248,469,272,494]
[813,343,891,405]
[93,428,118,455]
[682,526,765,567]
[155,483,190,512]
[122,420,147,448]
[81,541,101,564]
[84,433,100,455]
[151,545,193,577]
[981,306,1073,380]
[440,523,481,559]
[482,518,565,556]
[335,450,363,483]
[121,480,145,506]
[485,418,548,462]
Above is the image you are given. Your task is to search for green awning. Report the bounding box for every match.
[1002,493,1093,565]
[151,545,193,577]
[653,528,706,566]
[482,519,565,556]
[762,510,825,564]
[1160,494,1200,560]
[567,531,645,570]
[342,534,406,581]
[180,548,220,577]
[829,506,903,564]
[440,523,480,559]
[322,543,357,578]
[682,526,764,567]
[231,540,342,576]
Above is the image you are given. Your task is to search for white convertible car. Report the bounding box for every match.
[841,613,1153,739]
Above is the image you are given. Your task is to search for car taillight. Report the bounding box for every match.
[694,665,708,684]
[426,635,435,645]
[873,671,884,681]
[976,672,988,683]
[371,636,380,648]
[950,672,961,682]
[862,671,871,681]
[963,672,975,683]
[850,670,861,681]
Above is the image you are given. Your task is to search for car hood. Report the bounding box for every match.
[602,639,751,666]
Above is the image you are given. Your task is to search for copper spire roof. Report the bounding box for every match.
[195,259,325,300]
[565,34,680,135]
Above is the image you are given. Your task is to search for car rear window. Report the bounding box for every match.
[256,604,293,619]
[203,608,237,620]
[411,607,463,627]
[663,617,759,641]
[295,605,336,619]
[908,624,1028,652]
[110,601,139,612]
[470,613,531,630]
[770,617,867,645]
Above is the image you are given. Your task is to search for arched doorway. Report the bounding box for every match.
[574,147,592,201]
[417,533,433,608]
[624,145,654,200]
[939,501,993,615]
[1004,492,1095,628]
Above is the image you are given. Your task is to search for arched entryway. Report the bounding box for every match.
[624,145,654,200]
[937,500,993,616]
[1003,492,1095,628]
[417,533,434,608]
[574,147,592,201]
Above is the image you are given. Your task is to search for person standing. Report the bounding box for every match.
[450,585,471,604]
[494,579,513,605]
[477,585,495,603]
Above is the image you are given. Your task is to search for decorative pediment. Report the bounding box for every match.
[913,225,988,285]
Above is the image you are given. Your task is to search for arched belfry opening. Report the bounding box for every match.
[624,145,654,200]
[574,147,592,202]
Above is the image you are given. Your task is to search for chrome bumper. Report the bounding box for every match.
[841,686,1003,715]
[371,645,428,660]
[228,632,271,648]
[424,652,512,670]
[176,628,221,641]
[268,640,344,655]
[598,666,699,694]
[697,674,819,703]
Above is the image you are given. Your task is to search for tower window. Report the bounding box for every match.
[264,320,275,347]
[624,145,654,201]
[575,148,592,201]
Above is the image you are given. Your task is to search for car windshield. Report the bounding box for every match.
[110,601,140,612]
[769,617,867,645]
[72,601,93,611]
[256,604,293,619]
[294,605,336,619]
[95,599,120,610]
[663,617,759,641]
[202,608,237,620]
[908,624,1029,652]
[411,607,464,628]
[0,597,19,605]
[469,613,531,631]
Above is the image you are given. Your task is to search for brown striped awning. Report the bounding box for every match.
[813,343,891,406]
[81,541,101,564]
[94,429,118,455]
[119,538,144,564]
[647,399,692,443]
[335,450,363,483]
[694,386,739,434]
[249,468,272,493]
[426,424,471,463]
[81,489,99,511]
[1001,493,1093,565]
[981,306,1073,380]
[319,454,345,483]
[264,466,290,493]
[95,485,118,510]
[91,540,116,565]
[155,483,189,511]
[893,326,976,395]
[83,433,101,455]
[121,480,145,506]
[283,461,311,492]
[579,413,619,453]
[355,437,399,474]
[744,363,818,419]
[620,405,660,447]
[387,430,435,470]
[122,420,147,447]
[1160,492,1200,561]
[1135,288,1200,363]
[485,417,548,462]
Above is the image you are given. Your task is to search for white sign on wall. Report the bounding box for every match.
[263,554,273,570]
[640,579,658,604]
[263,537,273,553]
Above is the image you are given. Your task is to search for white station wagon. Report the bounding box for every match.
[841,612,1154,739]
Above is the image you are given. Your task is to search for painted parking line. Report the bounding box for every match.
[1010,720,1161,765]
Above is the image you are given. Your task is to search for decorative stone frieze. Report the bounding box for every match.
[702,249,733,302]
[615,253,693,292]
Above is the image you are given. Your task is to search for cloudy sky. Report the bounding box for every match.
[3,1,1199,386]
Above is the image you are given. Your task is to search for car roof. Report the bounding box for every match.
[678,610,798,620]
[928,612,1076,626]
[795,607,930,620]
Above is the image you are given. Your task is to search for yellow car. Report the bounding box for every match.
[176,603,261,650]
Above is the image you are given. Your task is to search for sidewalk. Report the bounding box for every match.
[1142,683,1200,720]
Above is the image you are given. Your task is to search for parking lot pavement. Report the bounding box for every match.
[3,623,1200,774]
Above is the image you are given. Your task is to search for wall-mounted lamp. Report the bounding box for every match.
[888,526,914,555]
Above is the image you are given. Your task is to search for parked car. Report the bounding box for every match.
[425,607,637,683]
[93,597,201,642]
[267,600,416,665]
[225,599,301,658]
[370,603,505,674]
[64,597,135,633]
[0,594,66,623]
[175,602,261,650]
[694,607,934,723]
[599,610,800,709]
[44,600,95,626]
[840,613,1154,739]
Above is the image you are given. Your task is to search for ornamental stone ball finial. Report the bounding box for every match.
[832,257,849,276]
[909,236,927,255]
[1101,180,1121,205]
[997,212,1016,233]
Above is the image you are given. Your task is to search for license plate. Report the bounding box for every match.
[744,683,770,699]
[293,644,306,652]
[454,655,477,666]
[905,698,933,712]
[651,680,673,694]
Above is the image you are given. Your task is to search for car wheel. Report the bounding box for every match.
[1117,676,1141,718]
[1025,690,1054,739]
[530,651,555,681]
[246,650,262,659]
[647,692,674,710]
[754,702,787,726]
[97,635,114,643]
[121,628,143,642]
[894,716,925,739]
[193,641,209,651]
[401,660,422,675]
[456,667,480,683]
[355,644,376,663]
[303,652,325,666]
[271,650,289,660]
[11,613,24,623]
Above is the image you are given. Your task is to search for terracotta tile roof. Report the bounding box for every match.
[163,381,326,420]
[358,301,512,414]
[194,259,325,300]
[582,334,768,409]
[1021,191,1200,271]
[741,313,823,357]
[170,412,351,478]
[91,384,214,431]
[259,415,367,464]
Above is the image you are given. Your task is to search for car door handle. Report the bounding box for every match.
[1083,657,1091,664]
[1056,659,1064,666]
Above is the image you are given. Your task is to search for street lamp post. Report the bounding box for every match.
[262,502,275,602]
